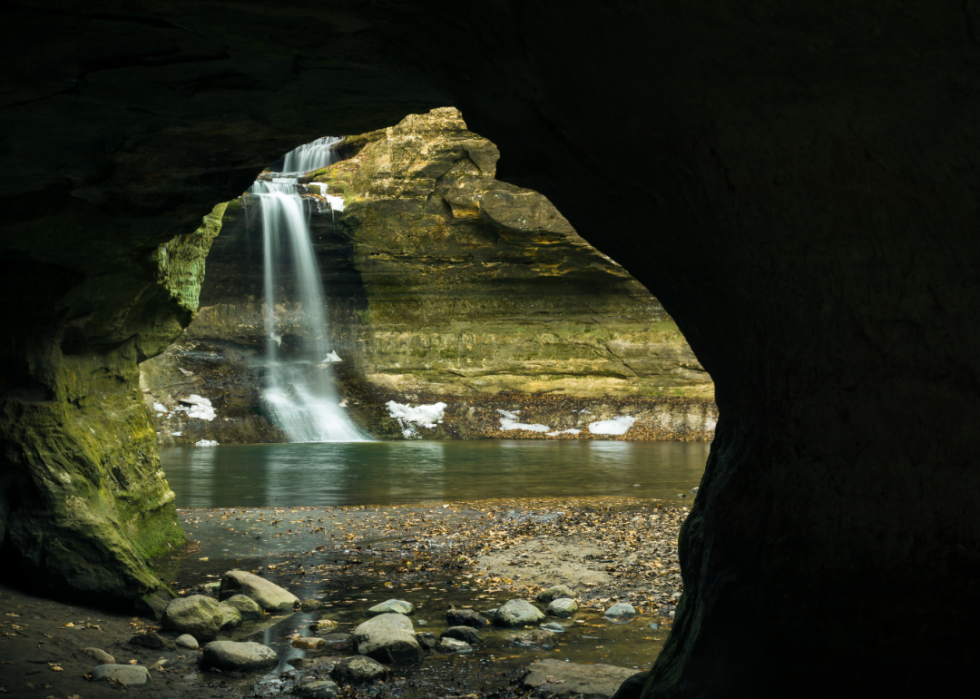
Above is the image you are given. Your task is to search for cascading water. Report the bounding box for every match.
[282,136,342,173]
[247,137,366,442]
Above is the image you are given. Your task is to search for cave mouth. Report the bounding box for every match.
[131,112,719,690]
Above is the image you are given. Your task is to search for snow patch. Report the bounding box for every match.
[497,409,551,433]
[324,350,342,363]
[588,416,636,435]
[195,439,219,447]
[153,402,168,414]
[387,401,447,438]
[326,194,345,212]
[177,395,217,421]
[170,432,182,437]
[546,428,582,437]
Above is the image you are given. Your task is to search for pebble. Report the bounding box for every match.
[293,636,328,650]
[176,634,199,649]
[547,597,579,618]
[330,655,388,684]
[492,599,545,627]
[367,599,414,615]
[536,584,574,604]
[603,602,637,619]
[437,637,472,653]
[82,647,115,665]
[90,664,151,686]
[541,622,565,633]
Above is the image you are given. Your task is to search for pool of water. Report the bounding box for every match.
[161,440,709,508]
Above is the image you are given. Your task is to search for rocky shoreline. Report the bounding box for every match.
[0,495,687,699]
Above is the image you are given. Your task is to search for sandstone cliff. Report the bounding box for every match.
[143,109,716,443]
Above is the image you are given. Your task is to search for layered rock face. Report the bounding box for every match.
[144,108,715,443]
[2,2,979,696]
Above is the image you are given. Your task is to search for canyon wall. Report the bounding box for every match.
[142,109,716,444]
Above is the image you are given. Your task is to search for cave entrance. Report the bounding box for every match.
[137,107,718,685]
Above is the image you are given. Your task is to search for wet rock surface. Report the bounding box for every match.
[161,595,223,641]
[201,640,279,672]
[523,658,642,699]
[220,570,299,611]
[90,664,151,687]
[493,599,546,627]
[330,656,388,684]
[352,613,423,664]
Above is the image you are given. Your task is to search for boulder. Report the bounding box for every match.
[437,637,471,653]
[611,670,650,699]
[493,599,545,627]
[367,599,413,615]
[312,618,339,634]
[441,626,482,645]
[218,602,243,629]
[446,608,489,628]
[175,634,199,650]
[129,632,176,650]
[219,570,299,611]
[90,664,151,686]
[296,680,340,699]
[416,632,438,652]
[352,613,423,664]
[81,648,115,665]
[161,595,223,641]
[547,598,579,618]
[603,603,636,620]
[523,659,643,699]
[536,585,575,604]
[301,599,325,611]
[515,629,556,649]
[330,656,388,684]
[223,594,264,620]
[201,641,279,672]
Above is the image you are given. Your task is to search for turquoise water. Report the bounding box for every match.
[161,440,709,508]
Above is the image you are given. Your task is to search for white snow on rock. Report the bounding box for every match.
[546,428,582,437]
[324,350,342,363]
[387,401,447,438]
[195,440,219,447]
[587,416,636,435]
[171,432,183,437]
[326,195,345,212]
[497,409,551,433]
[153,402,168,414]
[177,395,217,421]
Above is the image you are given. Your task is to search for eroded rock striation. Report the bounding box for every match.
[143,109,716,443]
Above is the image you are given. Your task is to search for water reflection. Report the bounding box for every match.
[162,440,709,509]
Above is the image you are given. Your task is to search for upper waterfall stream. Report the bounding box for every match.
[247,137,366,442]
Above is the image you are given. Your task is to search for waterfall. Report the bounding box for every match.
[247,137,366,442]
[282,136,342,173]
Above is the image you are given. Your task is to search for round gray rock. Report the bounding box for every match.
[161,595,223,641]
[201,641,279,672]
[222,594,264,620]
[441,626,482,645]
[416,632,437,652]
[175,634,198,649]
[352,613,423,664]
[218,602,243,629]
[82,648,115,665]
[301,599,325,612]
[437,637,472,653]
[90,664,150,686]
[515,628,556,649]
[296,680,339,699]
[219,570,299,611]
[492,599,545,627]
[446,608,489,628]
[536,585,574,604]
[367,599,414,615]
[547,598,579,618]
[603,603,637,619]
[330,655,388,684]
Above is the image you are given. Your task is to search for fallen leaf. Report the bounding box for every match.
[128,659,137,665]
[50,666,63,672]
[62,623,74,628]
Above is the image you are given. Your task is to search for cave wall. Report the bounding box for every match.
[2,0,979,695]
